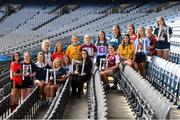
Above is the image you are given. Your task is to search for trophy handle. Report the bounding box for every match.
[53,69,56,85]
[46,69,49,83]
[22,65,25,80]
[81,60,85,75]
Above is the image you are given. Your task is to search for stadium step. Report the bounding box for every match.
[106,90,136,119]
[62,95,88,119]
[32,106,49,119]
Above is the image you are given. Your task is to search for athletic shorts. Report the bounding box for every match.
[135,52,147,63]
[21,78,33,88]
[11,81,22,89]
[156,41,170,50]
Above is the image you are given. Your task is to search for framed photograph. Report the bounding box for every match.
[22,64,32,80]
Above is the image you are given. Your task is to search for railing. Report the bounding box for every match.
[118,62,172,119]
[0,94,11,119]
[6,86,40,119]
[43,79,70,119]
[88,66,108,120]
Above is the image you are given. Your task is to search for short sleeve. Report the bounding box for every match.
[154,28,159,36]
[169,27,173,35]
[31,63,37,73]
[10,62,17,72]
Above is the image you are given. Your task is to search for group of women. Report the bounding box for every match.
[10,16,172,111]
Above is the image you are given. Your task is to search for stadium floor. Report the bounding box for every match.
[62,95,88,119]
[106,90,136,119]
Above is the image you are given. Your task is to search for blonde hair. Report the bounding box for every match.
[137,26,145,39]
[53,58,62,69]
[42,39,50,50]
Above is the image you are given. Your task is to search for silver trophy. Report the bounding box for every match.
[46,69,56,84]
[22,64,32,80]
[99,58,106,71]
[72,59,84,75]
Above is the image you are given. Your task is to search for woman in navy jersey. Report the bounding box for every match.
[154,16,173,60]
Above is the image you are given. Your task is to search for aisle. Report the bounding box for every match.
[106,90,136,119]
[62,95,88,119]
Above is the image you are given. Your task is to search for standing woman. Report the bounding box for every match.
[10,52,22,111]
[154,16,173,60]
[134,27,150,78]
[118,34,135,67]
[51,42,65,62]
[127,23,137,43]
[109,24,122,50]
[146,25,157,56]
[95,31,108,67]
[21,52,37,99]
[35,52,51,98]
[41,39,52,66]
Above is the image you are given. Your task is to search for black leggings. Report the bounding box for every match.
[71,76,83,96]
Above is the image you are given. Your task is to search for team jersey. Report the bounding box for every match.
[129,34,137,42]
[80,44,97,58]
[134,37,150,54]
[10,62,23,85]
[118,43,135,60]
[109,34,122,49]
[51,51,65,61]
[154,26,172,42]
[106,54,120,68]
[66,45,81,61]
[35,62,51,81]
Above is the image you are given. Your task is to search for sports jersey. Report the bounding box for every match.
[106,54,120,68]
[134,37,150,54]
[10,62,23,85]
[35,62,51,81]
[118,43,135,60]
[51,51,65,61]
[66,45,81,60]
[80,44,97,58]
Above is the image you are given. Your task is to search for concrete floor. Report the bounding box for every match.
[62,95,88,119]
[106,90,136,119]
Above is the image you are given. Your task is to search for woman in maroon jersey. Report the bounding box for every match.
[100,45,120,89]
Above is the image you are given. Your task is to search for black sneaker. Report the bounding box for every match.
[110,85,117,90]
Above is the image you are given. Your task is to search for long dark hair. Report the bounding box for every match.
[113,24,121,37]
[54,42,64,53]
[122,34,132,49]
[12,52,20,62]
[96,31,108,46]
[81,49,90,61]
[127,23,135,34]
[112,24,122,44]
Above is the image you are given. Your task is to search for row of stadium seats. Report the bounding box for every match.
[118,62,172,119]
[146,56,180,105]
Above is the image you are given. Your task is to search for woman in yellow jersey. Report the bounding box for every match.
[66,36,81,61]
[118,34,135,67]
